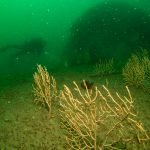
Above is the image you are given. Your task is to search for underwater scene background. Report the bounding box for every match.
[0,0,150,75]
[0,0,102,75]
[0,0,150,149]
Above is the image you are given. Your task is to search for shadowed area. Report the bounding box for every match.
[66,1,150,66]
[0,37,46,58]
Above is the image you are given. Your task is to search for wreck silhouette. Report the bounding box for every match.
[0,37,46,58]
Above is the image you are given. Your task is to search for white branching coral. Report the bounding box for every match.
[94,58,114,76]
[122,49,150,88]
[32,64,57,115]
[59,81,149,149]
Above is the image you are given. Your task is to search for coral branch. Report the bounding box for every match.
[59,81,149,149]
[32,64,57,115]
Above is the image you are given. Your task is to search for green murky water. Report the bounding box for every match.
[0,0,150,75]
[0,1,150,149]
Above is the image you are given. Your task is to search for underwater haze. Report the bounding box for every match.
[0,0,150,149]
[0,0,101,76]
[0,0,150,75]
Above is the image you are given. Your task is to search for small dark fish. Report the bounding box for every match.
[81,80,94,89]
